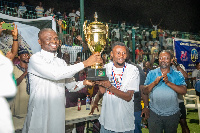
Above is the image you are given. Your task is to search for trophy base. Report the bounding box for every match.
[86,68,108,81]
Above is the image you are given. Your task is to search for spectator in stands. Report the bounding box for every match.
[137,56,144,69]
[111,25,120,41]
[74,16,80,33]
[68,9,76,25]
[145,30,150,42]
[2,4,9,15]
[62,11,67,20]
[171,29,178,37]
[192,62,200,96]
[35,1,44,18]
[13,6,18,17]
[165,34,173,50]
[76,8,80,17]
[143,42,150,61]
[143,61,151,76]
[120,21,126,31]
[151,28,157,41]
[62,52,70,65]
[56,10,62,19]
[18,2,27,18]
[44,7,54,17]
[151,42,159,60]
[135,44,143,62]
[150,18,162,31]
[158,26,164,50]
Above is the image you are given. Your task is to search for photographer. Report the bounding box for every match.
[0,22,18,61]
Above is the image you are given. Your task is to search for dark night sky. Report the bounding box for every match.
[21,0,200,33]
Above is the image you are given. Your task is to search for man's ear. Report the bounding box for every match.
[38,39,42,46]
[110,51,113,59]
[171,58,174,64]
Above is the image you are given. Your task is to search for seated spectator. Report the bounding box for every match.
[2,4,9,15]
[18,2,27,18]
[35,1,44,18]
[13,6,18,17]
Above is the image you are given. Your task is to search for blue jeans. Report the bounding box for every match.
[134,111,142,133]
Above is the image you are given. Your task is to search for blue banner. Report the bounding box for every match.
[174,39,200,73]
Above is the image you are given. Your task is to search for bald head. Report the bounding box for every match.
[38,28,55,39]
[38,28,59,53]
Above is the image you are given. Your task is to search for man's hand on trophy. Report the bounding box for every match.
[83,80,95,86]
[95,80,111,94]
[83,53,103,68]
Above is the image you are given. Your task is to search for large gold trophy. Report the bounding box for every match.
[83,12,108,80]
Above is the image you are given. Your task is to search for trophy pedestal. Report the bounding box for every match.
[86,68,108,81]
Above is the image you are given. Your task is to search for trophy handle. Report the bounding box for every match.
[83,20,88,39]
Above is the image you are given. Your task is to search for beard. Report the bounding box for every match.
[160,62,169,69]
[117,62,125,66]
[22,60,29,64]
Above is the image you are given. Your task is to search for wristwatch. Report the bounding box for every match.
[144,106,149,109]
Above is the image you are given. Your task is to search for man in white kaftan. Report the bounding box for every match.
[22,28,102,133]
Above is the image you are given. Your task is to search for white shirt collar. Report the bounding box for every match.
[41,49,58,61]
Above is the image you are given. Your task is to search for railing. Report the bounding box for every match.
[1,0,200,64]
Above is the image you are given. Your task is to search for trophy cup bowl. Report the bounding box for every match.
[83,12,108,81]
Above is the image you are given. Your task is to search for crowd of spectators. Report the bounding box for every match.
[1,0,199,73]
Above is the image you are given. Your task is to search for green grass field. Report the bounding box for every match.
[141,109,200,133]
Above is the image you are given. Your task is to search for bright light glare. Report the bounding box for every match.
[94,33,98,42]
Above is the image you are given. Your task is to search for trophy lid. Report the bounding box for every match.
[87,12,107,33]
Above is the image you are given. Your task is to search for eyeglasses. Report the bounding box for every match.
[159,56,170,60]
[21,54,30,57]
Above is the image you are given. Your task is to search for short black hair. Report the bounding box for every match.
[111,41,126,50]
[38,28,55,39]
[159,50,173,59]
